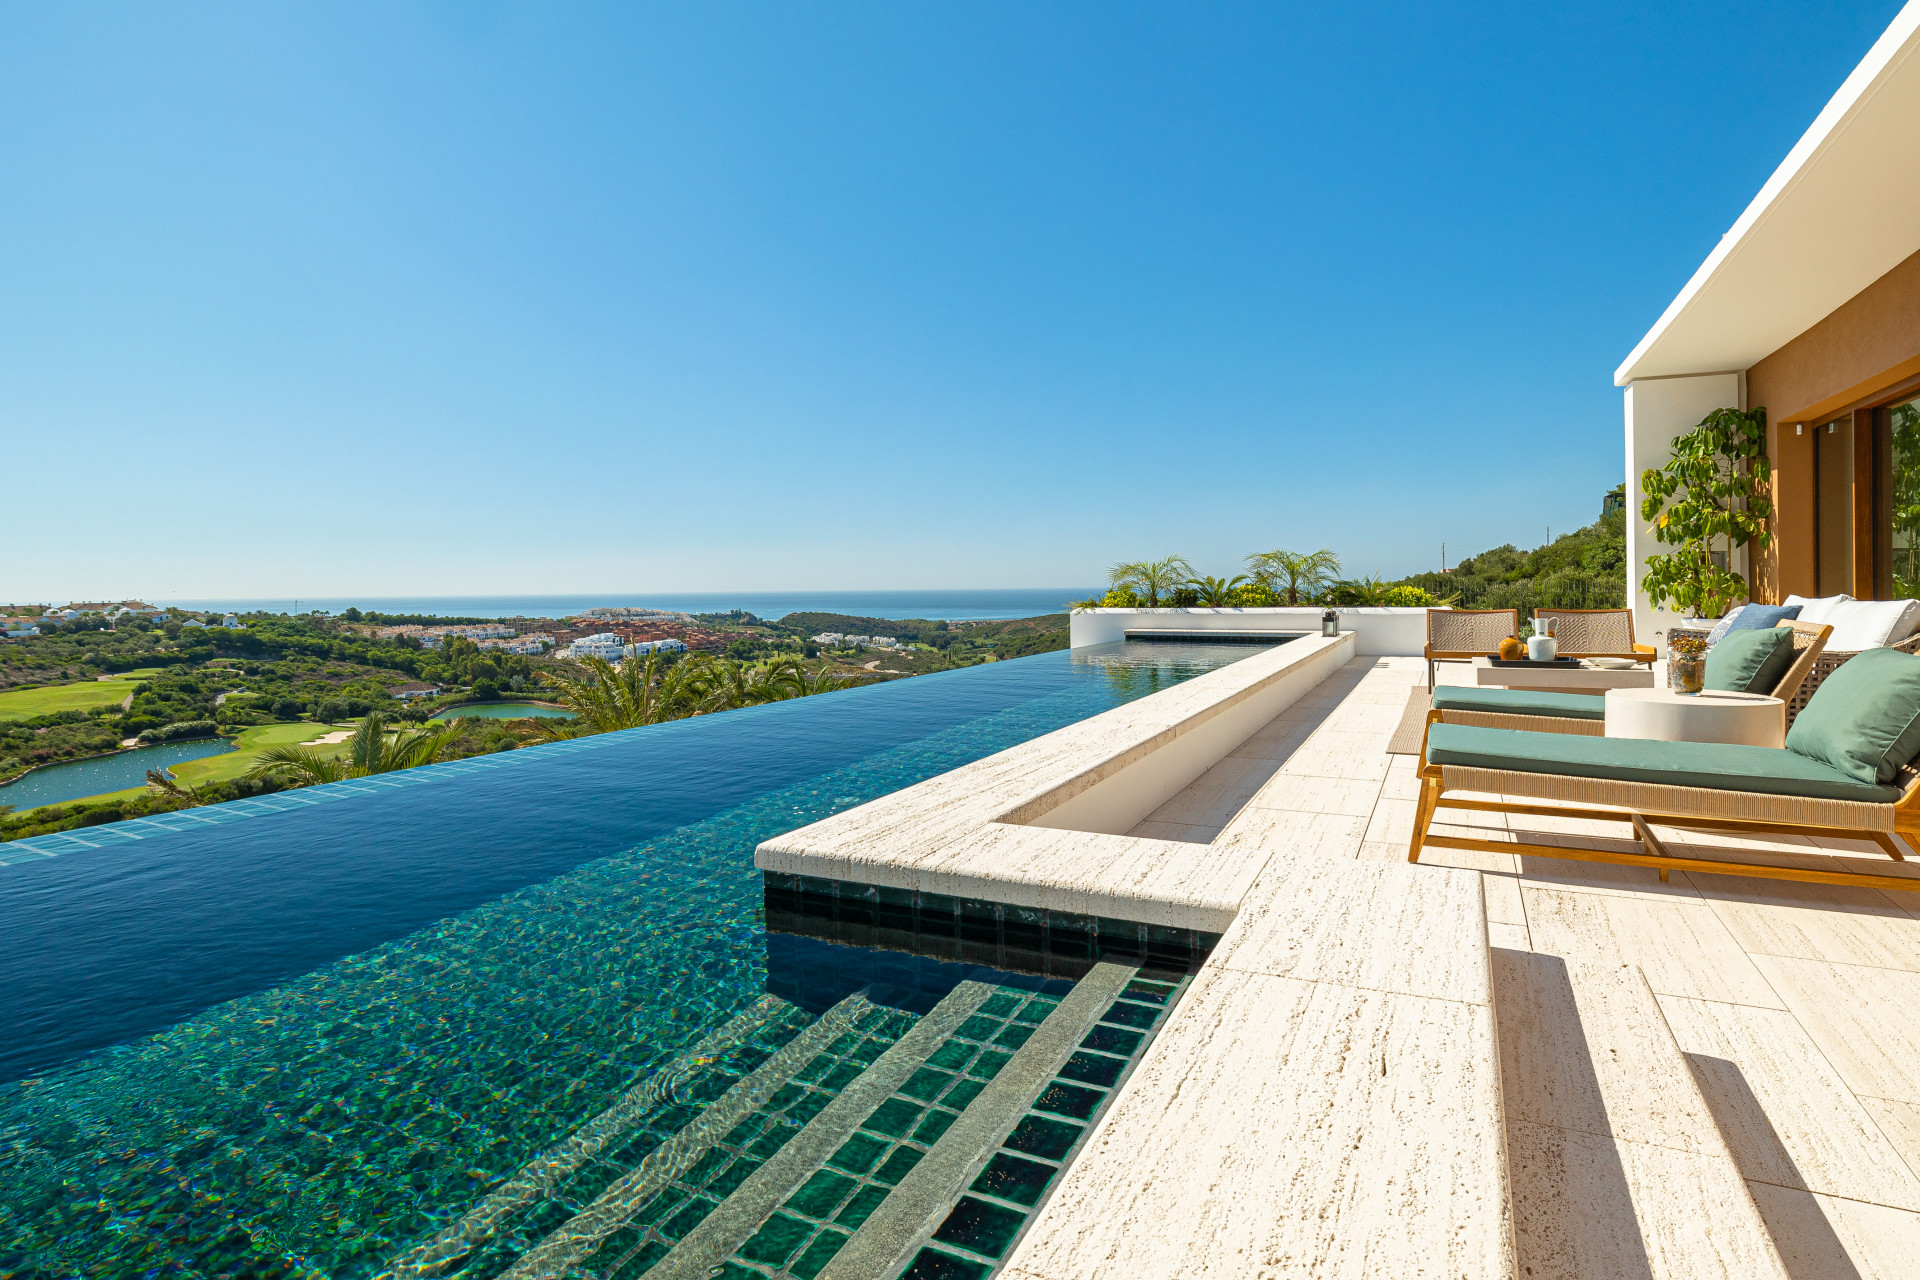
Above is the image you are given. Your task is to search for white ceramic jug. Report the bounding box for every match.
[1527,633,1557,662]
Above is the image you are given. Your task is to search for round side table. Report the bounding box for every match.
[1602,687,1785,748]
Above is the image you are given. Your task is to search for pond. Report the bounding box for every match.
[0,737,236,810]
[431,700,575,721]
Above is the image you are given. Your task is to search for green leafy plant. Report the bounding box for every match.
[1106,556,1194,607]
[1245,548,1342,605]
[1891,400,1920,598]
[1184,574,1250,606]
[1639,406,1772,617]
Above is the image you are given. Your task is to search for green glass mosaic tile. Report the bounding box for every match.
[739,1211,814,1266]
[1099,1000,1157,1029]
[970,1152,1055,1207]
[991,1023,1035,1051]
[932,1195,1026,1259]
[820,1059,863,1090]
[901,1248,990,1280]
[1003,1114,1082,1162]
[939,1076,986,1110]
[709,1155,767,1195]
[926,1041,978,1071]
[968,1049,1012,1080]
[828,1132,889,1175]
[900,1066,955,1101]
[977,992,1021,1018]
[912,1107,959,1144]
[872,1143,925,1185]
[788,1226,850,1279]
[789,1169,858,1218]
[863,1097,926,1139]
[1057,1049,1125,1088]
[662,1193,721,1239]
[1034,1081,1103,1121]
[1011,998,1058,1025]
[1080,1025,1142,1056]
[956,1014,1003,1041]
[834,1183,891,1228]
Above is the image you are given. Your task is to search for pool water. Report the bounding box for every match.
[0,642,1257,1278]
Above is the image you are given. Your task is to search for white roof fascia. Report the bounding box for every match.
[1615,1,1920,387]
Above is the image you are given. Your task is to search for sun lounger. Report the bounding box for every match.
[1409,645,1920,892]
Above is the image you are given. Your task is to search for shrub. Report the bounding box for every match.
[271,697,303,720]
[315,696,372,722]
[1380,585,1438,608]
[136,719,220,745]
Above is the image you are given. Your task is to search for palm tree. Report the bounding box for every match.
[1245,548,1342,606]
[536,653,689,731]
[1185,574,1249,606]
[247,712,459,786]
[1108,555,1194,607]
[145,768,211,806]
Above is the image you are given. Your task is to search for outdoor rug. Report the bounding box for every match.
[1387,685,1432,756]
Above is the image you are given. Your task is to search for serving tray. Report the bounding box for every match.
[1485,655,1583,668]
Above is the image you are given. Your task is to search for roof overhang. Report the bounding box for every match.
[1615,2,1920,386]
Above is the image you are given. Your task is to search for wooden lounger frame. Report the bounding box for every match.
[1408,711,1920,894]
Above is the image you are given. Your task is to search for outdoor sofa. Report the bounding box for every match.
[1410,646,1920,893]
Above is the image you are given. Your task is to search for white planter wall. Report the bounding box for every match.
[1070,607,1428,657]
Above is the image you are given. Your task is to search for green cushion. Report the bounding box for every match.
[1425,722,1901,804]
[1431,686,1607,721]
[1704,625,1795,694]
[1785,646,1920,784]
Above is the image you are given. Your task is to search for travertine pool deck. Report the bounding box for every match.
[765,644,1920,1277]
[1121,655,1920,1278]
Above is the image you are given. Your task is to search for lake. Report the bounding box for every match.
[0,738,237,810]
[430,701,575,721]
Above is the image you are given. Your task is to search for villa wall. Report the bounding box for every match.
[1621,373,1742,637]
[1069,607,1426,656]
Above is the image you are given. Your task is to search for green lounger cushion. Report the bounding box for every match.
[1786,646,1920,784]
[1704,625,1794,694]
[1425,722,1901,804]
[1431,687,1607,720]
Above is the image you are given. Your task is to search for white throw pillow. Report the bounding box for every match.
[1783,593,1853,625]
[1704,606,1746,648]
[1818,598,1920,651]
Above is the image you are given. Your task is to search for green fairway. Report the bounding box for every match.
[20,722,358,812]
[0,676,147,721]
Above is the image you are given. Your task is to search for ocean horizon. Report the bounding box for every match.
[154,589,1097,623]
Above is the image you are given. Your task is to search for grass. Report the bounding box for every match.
[0,673,157,721]
[17,721,359,812]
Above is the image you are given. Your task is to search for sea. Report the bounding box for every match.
[154,589,1096,624]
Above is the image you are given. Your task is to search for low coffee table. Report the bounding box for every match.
[1603,687,1785,748]
[1471,657,1656,695]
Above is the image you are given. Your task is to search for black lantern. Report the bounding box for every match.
[1321,610,1338,638]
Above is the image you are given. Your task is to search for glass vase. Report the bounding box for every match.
[1669,655,1705,695]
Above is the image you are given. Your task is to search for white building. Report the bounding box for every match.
[625,638,687,656]
[567,632,627,660]
[811,633,845,646]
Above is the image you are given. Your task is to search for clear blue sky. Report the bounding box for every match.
[4,2,1905,600]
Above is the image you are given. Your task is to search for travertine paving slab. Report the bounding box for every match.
[1506,1120,1789,1280]
[1858,1096,1920,1182]
[1523,887,1784,1008]
[1494,954,1719,1153]
[1240,773,1382,817]
[1212,808,1366,857]
[1747,1182,1920,1280]
[1005,967,1513,1280]
[1657,996,1920,1210]
[1695,881,1920,972]
[1212,856,1490,1005]
[1750,955,1920,1103]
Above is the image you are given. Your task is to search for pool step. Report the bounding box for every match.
[500,990,882,1278]
[822,962,1138,1279]
[641,981,1000,1278]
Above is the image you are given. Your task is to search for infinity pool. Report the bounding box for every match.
[0,642,1257,1279]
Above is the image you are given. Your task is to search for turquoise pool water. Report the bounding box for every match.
[0,642,1255,1278]
[0,736,235,809]
[432,700,576,720]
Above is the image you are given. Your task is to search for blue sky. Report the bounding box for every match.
[4,2,1905,600]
